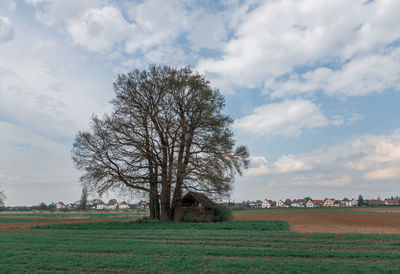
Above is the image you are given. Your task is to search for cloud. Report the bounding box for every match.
[26,0,103,26]
[239,130,400,201]
[234,100,329,137]
[266,50,400,98]
[244,156,270,176]
[244,154,311,176]
[67,6,131,53]
[196,0,400,95]
[364,168,400,180]
[273,155,312,174]
[0,16,13,43]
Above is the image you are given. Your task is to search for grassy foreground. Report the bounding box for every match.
[1,221,400,273]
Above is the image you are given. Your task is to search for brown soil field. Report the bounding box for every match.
[234,211,400,234]
[241,207,400,213]
[0,218,137,229]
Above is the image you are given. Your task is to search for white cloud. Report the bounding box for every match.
[239,130,400,200]
[244,156,270,176]
[273,154,312,174]
[124,0,187,54]
[266,51,400,98]
[364,168,400,180]
[26,0,104,26]
[0,16,13,42]
[197,0,400,95]
[234,100,329,137]
[67,6,130,53]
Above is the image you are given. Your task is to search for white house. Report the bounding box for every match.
[341,198,352,207]
[56,202,66,210]
[351,199,358,206]
[323,199,334,207]
[119,201,130,209]
[96,201,106,210]
[276,200,287,208]
[262,199,274,208]
[306,200,315,208]
[107,203,118,210]
[291,200,300,207]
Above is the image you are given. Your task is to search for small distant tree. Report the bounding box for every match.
[108,199,118,205]
[0,190,6,207]
[48,203,56,211]
[79,186,89,210]
[38,202,48,210]
[358,195,364,206]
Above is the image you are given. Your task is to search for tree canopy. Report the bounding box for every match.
[72,65,249,221]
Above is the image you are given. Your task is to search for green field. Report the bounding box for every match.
[1,221,400,273]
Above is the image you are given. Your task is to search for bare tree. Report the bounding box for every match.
[72,65,249,221]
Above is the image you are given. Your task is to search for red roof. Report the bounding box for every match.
[313,200,323,204]
[297,199,305,203]
[342,198,350,202]
[284,199,291,204]
[58,202,65,206]
[120,201,128,205]
[99,201,106,205]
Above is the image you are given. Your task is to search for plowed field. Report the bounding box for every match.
[233,208,400,234]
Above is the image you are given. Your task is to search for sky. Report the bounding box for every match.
[1,0,400,206]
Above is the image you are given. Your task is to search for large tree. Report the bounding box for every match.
[72,65,249,221]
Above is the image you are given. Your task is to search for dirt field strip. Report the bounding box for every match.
[234,211,400,234]
[0,218,139,229]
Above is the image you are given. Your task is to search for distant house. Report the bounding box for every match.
[284,199,292,207]
[256,200,263,208]
[297,199,305,207]
[56,202,66,210]
[333,200,341,207]
[313,200,323,206]
[68,203,78,209]
[323,199,334,207]
[107,203,118,210]
[306,200,315,208]
[96,201,106,210]
[276,200,287,208]
[119,201,130,209]
[88,203,97,210]
[291,200,300,207]
[341,198,352,207]
[384,199,399,206]
[137,201,149,209]
[369,199,384,206]
[262,199,274,208]
[351,199,358,207]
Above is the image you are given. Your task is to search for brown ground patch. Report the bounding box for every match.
[241,207,400,213]
[234,212,400,234]
[0,218,137,229]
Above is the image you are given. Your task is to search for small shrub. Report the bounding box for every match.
[213,206,233,222]
[183,211,195,222]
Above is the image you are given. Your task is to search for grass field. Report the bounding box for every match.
[1,220,400,273]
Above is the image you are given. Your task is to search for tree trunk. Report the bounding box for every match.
[172,183,183,222]
[160,163,171,221]
[149,180,160,219]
